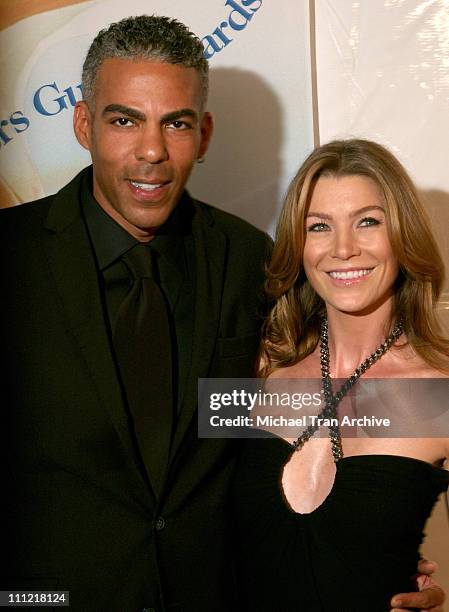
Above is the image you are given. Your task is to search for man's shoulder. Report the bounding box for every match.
[0,169,85,238]
[0,194,54,236]
[191,197,272,251]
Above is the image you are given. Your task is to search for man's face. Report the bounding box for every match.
[74,58,213,241]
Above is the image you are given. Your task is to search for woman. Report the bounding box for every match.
[231,139,449,611]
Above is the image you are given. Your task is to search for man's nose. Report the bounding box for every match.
[331,228,361,260]
[134,124,169,163]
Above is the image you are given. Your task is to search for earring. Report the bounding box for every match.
[196,157,205,164]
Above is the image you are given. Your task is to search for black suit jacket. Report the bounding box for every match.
[0,168,271,611]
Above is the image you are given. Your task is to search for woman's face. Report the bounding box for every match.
[303,174,399,317]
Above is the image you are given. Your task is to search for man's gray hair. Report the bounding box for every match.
[82,14,209,109]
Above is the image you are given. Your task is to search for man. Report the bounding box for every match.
[0,14,444,612]
[1,15,269,611]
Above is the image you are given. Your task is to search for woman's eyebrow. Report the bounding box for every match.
[306,205,385,219]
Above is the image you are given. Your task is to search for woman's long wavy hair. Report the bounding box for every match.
[260,139,449,376]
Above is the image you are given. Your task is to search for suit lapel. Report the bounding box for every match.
[171,202,227,456]
[42,171,155,503]
[43,179,227,490]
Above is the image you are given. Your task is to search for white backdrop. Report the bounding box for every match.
[0,0,313,235]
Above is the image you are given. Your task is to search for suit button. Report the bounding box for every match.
[154,516,165,531]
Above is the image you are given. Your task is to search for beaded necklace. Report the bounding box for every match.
[291,318,404,462]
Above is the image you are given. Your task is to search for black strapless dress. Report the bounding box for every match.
[231,437,449,611]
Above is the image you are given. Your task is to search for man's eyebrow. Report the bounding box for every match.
[161,108,198,123]
[101,105,198,124]
[102,104,146,121]
[306,205,385,219]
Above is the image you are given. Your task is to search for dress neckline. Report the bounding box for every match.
[273,434,448,476]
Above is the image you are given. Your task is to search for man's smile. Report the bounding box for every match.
[126,178,172,202]
[128,180,168,191]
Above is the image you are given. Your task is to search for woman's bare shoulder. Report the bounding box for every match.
[374,342,449,378]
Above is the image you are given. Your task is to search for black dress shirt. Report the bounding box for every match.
[80,170,195,412]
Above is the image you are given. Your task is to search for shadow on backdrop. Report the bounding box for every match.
[421,188,449,333]
[188,67,283,235]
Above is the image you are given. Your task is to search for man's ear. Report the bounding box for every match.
[198,111,214,159]
[73,101,93,151]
